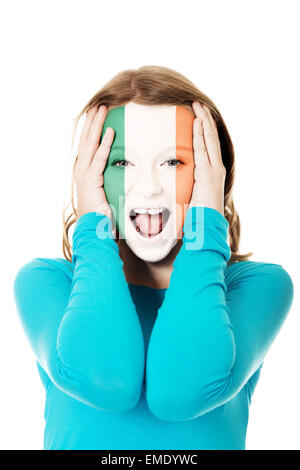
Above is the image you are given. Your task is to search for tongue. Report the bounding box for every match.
[135,213,162,236]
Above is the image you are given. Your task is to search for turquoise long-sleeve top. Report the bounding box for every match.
[13,206,294,450]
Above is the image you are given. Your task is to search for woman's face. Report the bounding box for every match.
[101,101,195,262]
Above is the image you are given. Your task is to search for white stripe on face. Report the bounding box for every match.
[124,102,178,256]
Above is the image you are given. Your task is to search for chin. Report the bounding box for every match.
[125,237,179,263]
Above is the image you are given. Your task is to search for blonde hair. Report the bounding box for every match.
[62,65,253,264]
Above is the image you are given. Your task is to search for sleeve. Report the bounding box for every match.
[145,206,294,421]
[13,212,145,412]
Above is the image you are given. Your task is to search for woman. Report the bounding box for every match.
[13,65,294,450]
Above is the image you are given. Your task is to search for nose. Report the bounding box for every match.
[134,170,163,198]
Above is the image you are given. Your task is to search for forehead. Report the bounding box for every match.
[107,102,195,118]
[106,102,195,156]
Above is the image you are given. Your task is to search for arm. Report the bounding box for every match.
[145,205,294,421]
[13,212,145,412]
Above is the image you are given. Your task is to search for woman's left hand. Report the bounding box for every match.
[189,101,226,216]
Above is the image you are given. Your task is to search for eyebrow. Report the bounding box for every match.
[176,145,193,152]
[112,145,192,152]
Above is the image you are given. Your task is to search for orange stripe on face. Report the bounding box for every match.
[176,105,195,239]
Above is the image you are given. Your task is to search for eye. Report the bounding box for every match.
[111,159,131,168]
[111,158,184,168]
[162,158,184,167]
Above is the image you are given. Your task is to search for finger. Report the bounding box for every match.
[201,115,223,167]
[193,117,211,168]
[193,101,217,133]
[79,106,108,169]
[202,104,218,134]
[192,101,204,119]
[79,105,99,143]
[193,101,218,138]
[91,126,115,175]
[201,104,223,166]
[193,102,222,168]
[87,105,108,142]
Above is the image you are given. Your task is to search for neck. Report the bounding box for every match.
[117,239,183,289]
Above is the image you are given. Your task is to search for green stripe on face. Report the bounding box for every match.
[101,106,126,239]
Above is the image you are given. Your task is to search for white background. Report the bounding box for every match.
[0,0,299,450]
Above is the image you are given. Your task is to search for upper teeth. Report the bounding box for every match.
[133,208,165,215]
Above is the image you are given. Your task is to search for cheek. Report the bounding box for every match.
[175,163,195,235]
[103,166,125,231]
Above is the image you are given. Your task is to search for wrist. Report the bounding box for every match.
[188,200,224,217]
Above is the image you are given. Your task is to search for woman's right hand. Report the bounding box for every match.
[74,104,114,221]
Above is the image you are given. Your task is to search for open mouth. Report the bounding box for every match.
[129,208,171,239]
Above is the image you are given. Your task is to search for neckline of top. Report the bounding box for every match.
[128,282,168,292]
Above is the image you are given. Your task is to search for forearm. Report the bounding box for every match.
[55,212,145,410]
[146,206,234,420]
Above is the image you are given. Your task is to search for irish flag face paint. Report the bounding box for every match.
[100,102,195,262]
